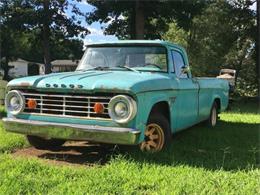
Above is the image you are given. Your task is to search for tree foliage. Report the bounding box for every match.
[87,0,207,39]
[163,22,189,50]
[0,28,30,79]
[0,0,88,74]
[164,0,257,96]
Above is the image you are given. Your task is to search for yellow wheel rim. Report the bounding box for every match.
[140,123,165,152]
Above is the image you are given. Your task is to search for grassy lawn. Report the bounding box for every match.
[0,101,259,194]
[0,104,28,153]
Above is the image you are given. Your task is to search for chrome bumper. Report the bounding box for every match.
[2,118,141,145]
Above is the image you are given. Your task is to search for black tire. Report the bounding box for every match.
[140,114,171,152]
[27,135,65,150]
[207,102,218,127]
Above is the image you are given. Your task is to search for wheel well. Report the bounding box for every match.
[149,101,170,124]
[214,98,221,112]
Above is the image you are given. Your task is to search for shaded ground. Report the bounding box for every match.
[12,141,117,166]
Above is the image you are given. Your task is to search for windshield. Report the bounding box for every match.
[77,46,168,72]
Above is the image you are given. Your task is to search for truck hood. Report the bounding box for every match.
[7,71,173,94]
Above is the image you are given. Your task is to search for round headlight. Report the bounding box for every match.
[108,95,137,123]
[5,90,25,115]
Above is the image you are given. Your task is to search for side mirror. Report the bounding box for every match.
[181,65,189,74]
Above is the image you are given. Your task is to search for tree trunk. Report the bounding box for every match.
[257,0,260,98]
[3,57,10,81]
[130,6,136,40]
[135,1,145,40]
[42,0,52,74]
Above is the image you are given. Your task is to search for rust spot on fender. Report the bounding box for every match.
[20,82,30,86]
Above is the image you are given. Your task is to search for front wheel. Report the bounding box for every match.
[27,135,65,150]
[139,114,171,153]
[207,102,218,127]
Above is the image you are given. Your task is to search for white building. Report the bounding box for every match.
[8,58,44,78]
[51,60,79,72]
[7,58,78,78]
[8,58,28,78]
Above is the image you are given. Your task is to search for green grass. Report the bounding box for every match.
[0,108,28,153]
[0,101,259,194]
[0,154,259,194]
[0,123,28,153]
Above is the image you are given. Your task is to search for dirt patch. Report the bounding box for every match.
[12,141,118,167]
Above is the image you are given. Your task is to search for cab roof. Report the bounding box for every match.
[86,40,184,50]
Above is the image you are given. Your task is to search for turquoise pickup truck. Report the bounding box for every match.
[3,40,229,152]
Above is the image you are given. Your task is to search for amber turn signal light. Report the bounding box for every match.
[27,99,37,109]
[94,103,104,114]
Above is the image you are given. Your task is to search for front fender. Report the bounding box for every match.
[135,91,171,142]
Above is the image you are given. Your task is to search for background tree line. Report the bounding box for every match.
[0,0,88,78]
[0,0,258,97]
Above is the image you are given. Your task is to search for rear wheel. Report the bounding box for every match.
[139,114,171,152]
[27,135,65,150]
[207,102,218,127]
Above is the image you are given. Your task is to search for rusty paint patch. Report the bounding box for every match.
[20,82,31,86]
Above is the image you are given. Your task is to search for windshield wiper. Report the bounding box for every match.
[77,66,111,72]
[77,66,139,72]
[117,66,139,73]
[92,66,111,70]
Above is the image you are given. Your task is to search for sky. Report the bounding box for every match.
[67,0,257,47]
[66,1,117,46]
[249,2,257,11]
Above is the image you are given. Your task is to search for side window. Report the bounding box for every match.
[171,50,188,78]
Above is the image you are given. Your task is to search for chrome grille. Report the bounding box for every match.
[22,92,111,119]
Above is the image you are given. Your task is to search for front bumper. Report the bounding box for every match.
[2,118,141,145]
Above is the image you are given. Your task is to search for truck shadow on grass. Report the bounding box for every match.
[33,120,259,170]
[128,120,260,171]
[35,142,114,166]
[0,108,6,119]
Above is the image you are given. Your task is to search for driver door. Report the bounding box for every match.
[171,49,199,131]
